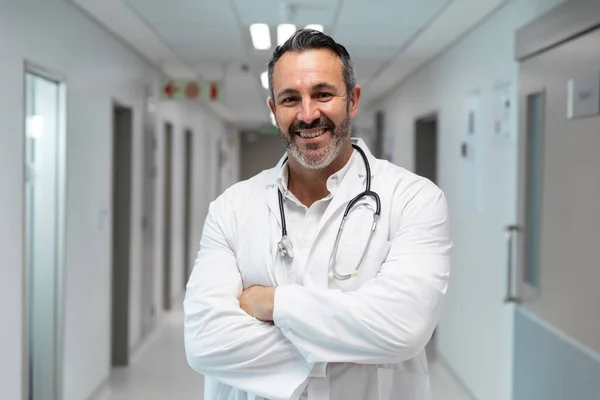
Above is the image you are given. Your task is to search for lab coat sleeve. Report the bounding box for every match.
[272,180,452,365]
[183,196,314,400]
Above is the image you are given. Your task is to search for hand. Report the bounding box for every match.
[239,286,276,322]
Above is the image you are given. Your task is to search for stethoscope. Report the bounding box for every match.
[277,144,381,280]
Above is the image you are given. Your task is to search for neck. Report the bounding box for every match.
[287,140,353,207]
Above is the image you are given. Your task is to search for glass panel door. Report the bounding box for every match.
[25,71,66,400]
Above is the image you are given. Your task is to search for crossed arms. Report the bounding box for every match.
[183,181,451,400]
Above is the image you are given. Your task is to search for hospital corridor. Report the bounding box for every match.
[2,0,600,399]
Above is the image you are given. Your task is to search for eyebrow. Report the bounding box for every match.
[276,82,338,100]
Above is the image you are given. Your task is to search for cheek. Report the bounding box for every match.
[322,103,347,123]
[276,110,296,131]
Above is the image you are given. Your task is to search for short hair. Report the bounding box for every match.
[267,29,357,105]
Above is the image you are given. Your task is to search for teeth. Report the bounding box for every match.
[298,129,325,138]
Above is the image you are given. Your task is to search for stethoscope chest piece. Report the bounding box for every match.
[278,235,294,258]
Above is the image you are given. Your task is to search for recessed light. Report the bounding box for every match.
[277,24,296,46]
[305,24,324,32]
[250,23,271,50]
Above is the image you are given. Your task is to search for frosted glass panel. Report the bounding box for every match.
[25,72,63,400]
[524,92,544,288]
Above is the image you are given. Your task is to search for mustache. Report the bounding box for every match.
[289,117,335,133]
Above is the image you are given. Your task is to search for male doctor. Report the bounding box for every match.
[184,29,452,400]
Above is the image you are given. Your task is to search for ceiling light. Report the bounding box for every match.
[305,24,323,32]
[261,71,269,90]
[277,24,296,46]
[250,23,271,50]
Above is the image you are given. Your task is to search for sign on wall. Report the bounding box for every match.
[161,80,223,102]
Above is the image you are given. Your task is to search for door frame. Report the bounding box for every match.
[163,122,174,311]
[21,60,68,400]
[183,128,193,288]
[140,92,158,340]
[110,100,134,367]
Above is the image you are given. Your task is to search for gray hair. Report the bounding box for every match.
[267,29,357,106]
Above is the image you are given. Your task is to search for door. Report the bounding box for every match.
[163,122,173,310]
[511,25,600,399]
[24,69,67,400]
[374,110,385,159]
[183,129,193,287]
[111,104,133,367]
[140,95,157,339]
[414,114,438,184]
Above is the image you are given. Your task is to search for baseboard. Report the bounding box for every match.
[86,378,111,400]
[129,313,166,366]
[436,352,479,400]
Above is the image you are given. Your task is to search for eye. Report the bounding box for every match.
[316,92,333,100]
[281,97,299,105]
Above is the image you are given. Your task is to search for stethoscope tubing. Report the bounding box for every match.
[277,143,382,280]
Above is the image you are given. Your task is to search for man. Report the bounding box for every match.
[184,29,451,400]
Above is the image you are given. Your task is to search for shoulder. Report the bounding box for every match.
[209,168,274,215]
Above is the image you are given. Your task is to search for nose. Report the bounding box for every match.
[297,98,321,124]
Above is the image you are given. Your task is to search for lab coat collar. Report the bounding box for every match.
[263,137,378,231]
[265,138,376,188]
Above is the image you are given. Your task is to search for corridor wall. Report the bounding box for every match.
[0,1,232,399]
[357,0,567,399]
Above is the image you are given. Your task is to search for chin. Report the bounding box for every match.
[292,145,340,170]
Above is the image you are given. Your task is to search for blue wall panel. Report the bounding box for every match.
[514,308,600,400]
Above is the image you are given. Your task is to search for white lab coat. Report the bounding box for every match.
[184,138,452,400]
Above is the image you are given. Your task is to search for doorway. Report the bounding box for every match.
[163,122,173,311]
[24,67,67,400]
[110,104,133,367]
[414,114,438,184]
[183,129,193,288]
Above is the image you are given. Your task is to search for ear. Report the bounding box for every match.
[348,85,361,118]
[267,97,276,116]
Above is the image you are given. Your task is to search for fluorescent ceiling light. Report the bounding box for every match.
[278,24,296,46]
[250,23,271,50]
[305,24,323,32]
[261,71,269,90]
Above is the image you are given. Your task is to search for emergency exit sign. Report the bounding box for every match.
[161,80,223,102]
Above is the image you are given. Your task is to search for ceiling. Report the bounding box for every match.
[70,0,507,128]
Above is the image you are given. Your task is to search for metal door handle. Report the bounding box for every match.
[504,225,521,303]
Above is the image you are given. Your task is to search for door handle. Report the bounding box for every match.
[504,225,521,304]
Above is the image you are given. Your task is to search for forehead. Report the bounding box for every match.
[272,48,344,89]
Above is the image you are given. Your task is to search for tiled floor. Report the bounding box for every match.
[103,308,473,400]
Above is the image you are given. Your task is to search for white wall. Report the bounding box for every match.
[358,0,566,399]
[0,1,232,400]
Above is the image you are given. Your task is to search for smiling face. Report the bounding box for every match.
[268,48,361,170]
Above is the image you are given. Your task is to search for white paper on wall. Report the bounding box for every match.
[492,79,515,139]
[461,90,485,213]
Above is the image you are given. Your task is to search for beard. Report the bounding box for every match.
[278,114,352,170]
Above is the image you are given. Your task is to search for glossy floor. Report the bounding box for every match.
[103,309,473,400]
